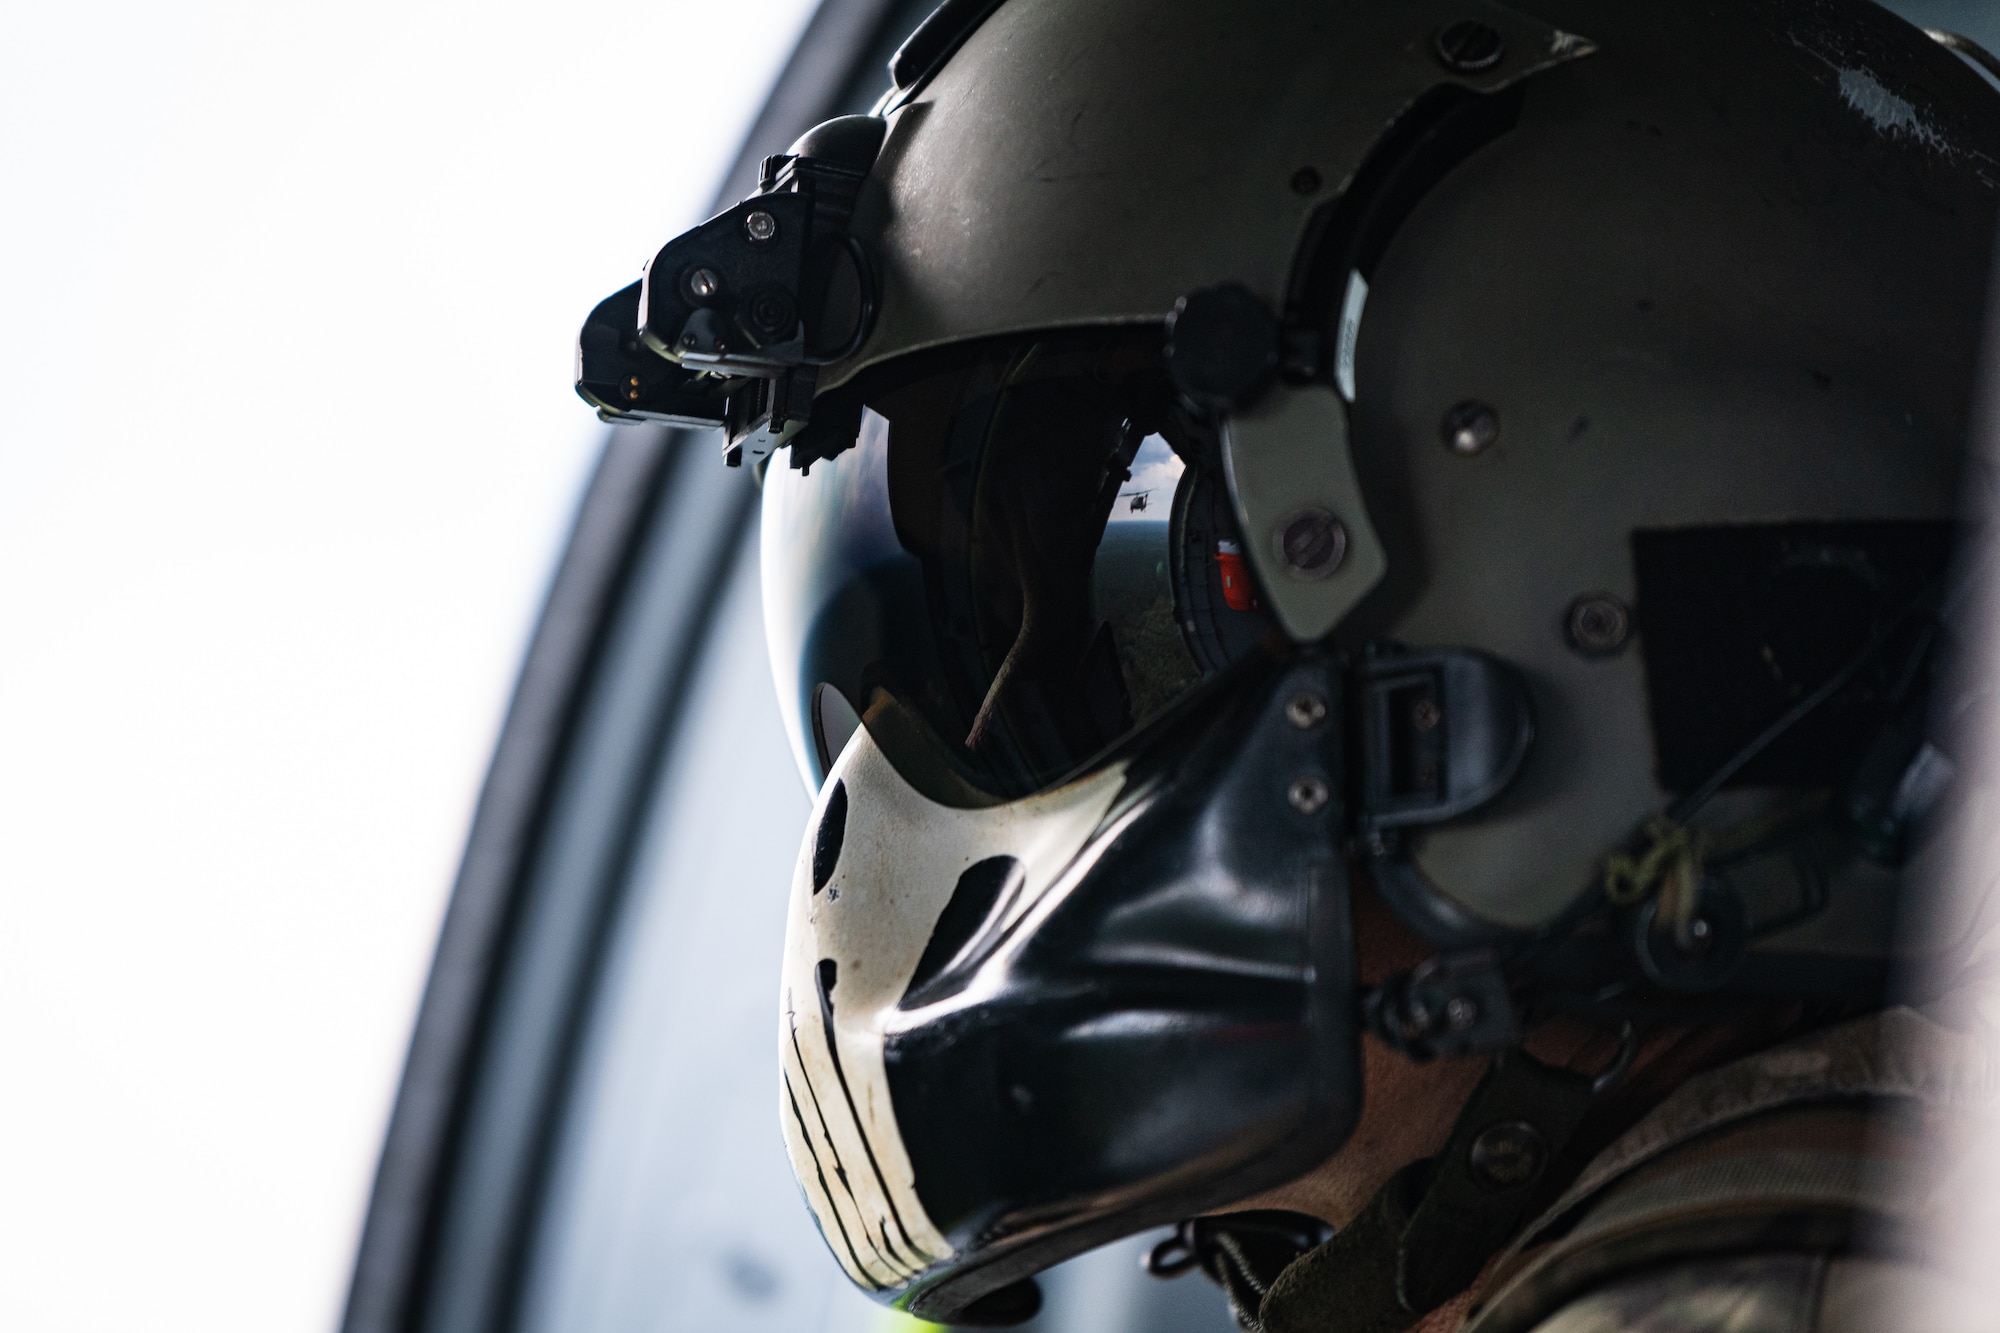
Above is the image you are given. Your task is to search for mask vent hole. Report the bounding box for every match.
[812,781,847,894]
[901,855,1026,1009]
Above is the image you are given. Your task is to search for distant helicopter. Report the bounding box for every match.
[1120,489,1153,514]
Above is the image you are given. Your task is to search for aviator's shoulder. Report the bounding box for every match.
[1467,1008,1997,1333]
[1519,1252,1943,1333]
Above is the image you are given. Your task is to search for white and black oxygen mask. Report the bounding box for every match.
[753,325,1537,1323]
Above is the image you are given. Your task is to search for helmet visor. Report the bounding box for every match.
[763,329,1280,801]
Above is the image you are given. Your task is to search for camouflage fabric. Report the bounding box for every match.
[1462,1008,1992,1333]
[1526,1254,1824,1333]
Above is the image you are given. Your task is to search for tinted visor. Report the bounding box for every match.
[763,330,1279,801]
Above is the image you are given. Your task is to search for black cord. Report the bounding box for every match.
[804,234,877,367]
[1666,587,1939,823]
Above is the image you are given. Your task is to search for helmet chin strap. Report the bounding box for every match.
[1173,1050,1601,1333]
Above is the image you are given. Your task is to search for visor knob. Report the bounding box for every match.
[1165,282,1280,410]
[743,209,779,244]
[1435,19,1505,74]
[1276,508,1348,579]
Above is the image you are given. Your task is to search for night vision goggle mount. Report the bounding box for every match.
[574,115,887,468]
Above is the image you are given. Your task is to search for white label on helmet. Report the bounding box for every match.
[778,730,1127,1291]
[1335,270,1369,403]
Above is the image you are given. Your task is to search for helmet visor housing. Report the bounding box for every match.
[762,329,1278,800]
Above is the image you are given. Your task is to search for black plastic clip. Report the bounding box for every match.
[1363,949,1519,1060]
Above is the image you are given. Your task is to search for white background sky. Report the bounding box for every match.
[0,1,814,1328]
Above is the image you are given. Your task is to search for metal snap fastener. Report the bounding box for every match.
[1469,1120,1546,1190]
[1565,592,1632,657]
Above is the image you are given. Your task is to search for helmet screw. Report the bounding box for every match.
[1276,508,1348,579]
[1469,1120,1547,1191]
[1290,165,1322,196]
[743,209,779,243]
[1442,399,1500,455]
[748,287,796,337]
[1287,775,1331,815]
[687,267,721,301]
[1285,692,1328,729]
[1445,995,1480,1031]
[1436,19,1505,74]
[1565,593,1632,657]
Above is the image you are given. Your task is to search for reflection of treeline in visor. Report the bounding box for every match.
[764,330,1278,801]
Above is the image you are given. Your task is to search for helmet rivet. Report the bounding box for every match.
[1442,399,1500,455]
[1276,508,1348,579]
[624,375,643,401]
[1469,1120,1546,1190]
[1411,698,1442,732]
[1445,996,1480,1031]
[687,267,721,301]
[1286,692,1328,729]
[1287,775,1331,815]
[748,287,796,337]
[743,209,779,243]
[1290,165,1323,196]
[1565,593,1632,657]
[1436,19,1506,74]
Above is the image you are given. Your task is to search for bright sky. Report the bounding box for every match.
[1108,434,1183,523]
[0,1,813,1329]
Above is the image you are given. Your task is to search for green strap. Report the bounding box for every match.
[1249,1053,1595,1333]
